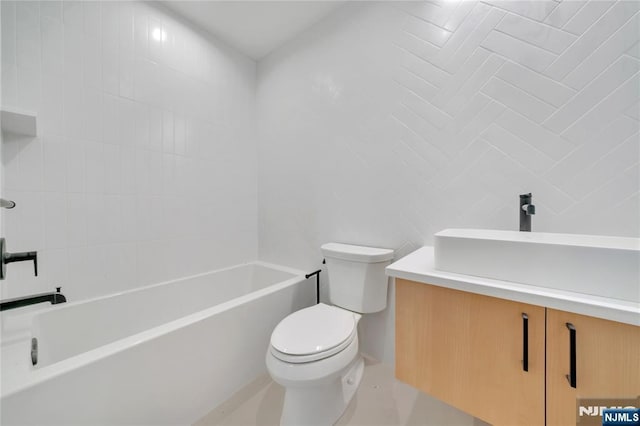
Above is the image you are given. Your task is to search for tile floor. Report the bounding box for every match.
[195,359,489,426]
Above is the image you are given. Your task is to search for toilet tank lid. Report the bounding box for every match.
[321,243,394,263]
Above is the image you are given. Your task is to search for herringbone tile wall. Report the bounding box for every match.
[393,0,639,233]
[258,0,640,362]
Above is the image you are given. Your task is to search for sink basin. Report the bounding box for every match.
[434,229,640,303]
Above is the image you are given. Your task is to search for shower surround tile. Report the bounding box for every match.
[1,1,257,302]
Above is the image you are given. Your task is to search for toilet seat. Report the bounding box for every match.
[271,328,356,363]
[270,303,357,364]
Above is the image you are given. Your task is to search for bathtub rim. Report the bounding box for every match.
[1,260,304,346]
[1,260,309,398]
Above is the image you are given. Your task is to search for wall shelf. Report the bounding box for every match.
[1,107,37,137]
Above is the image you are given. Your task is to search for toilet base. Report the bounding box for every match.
[280,356,364,426]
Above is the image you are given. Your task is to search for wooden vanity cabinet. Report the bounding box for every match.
[395,279,545,425]
[546,309,640,426]
[396,279,640,426]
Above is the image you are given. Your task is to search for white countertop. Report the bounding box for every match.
[386,246,640,327]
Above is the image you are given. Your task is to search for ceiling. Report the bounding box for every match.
[161,1,346,60]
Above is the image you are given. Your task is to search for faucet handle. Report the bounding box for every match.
[522,204,536,215]
[0,238,38,279]
[4,251,37,276]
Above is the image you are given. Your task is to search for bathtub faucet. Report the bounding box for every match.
[0,287,67,312]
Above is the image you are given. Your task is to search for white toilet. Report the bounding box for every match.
[266,242,394,425]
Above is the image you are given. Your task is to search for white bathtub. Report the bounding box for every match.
[0,262,315,425]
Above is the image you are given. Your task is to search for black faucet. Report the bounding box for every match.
[519,193,535,232]
[1,237,38,280]
[0,287,67,312]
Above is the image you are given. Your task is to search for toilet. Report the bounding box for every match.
[266,242,394,425]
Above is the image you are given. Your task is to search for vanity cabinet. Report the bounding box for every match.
[395,279,545,425]
[396,279,640,426]
[546,309,640,426]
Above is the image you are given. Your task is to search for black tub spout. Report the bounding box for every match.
[0,287,67,312]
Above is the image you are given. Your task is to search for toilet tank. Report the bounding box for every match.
[321,243,394,313]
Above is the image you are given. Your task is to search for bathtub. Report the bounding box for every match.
[0,261,315,425]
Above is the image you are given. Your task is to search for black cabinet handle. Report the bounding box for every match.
[522,313,529,372]
[566,323,576,388]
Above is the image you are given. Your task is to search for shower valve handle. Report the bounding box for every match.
[0,238,38,280]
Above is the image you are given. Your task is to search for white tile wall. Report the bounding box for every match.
[257,1,640,362]
[2,0,638,366]
[1,1,258,301]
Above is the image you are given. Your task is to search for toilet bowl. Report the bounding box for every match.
[265,242,394,425]
[266,303,364,426]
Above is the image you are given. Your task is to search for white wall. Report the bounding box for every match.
[1,1,257,302]
[257,1,640,363]
[2,0,638,364]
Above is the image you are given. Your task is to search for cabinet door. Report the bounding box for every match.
[395,279,545,425]
[546,309,640,426]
